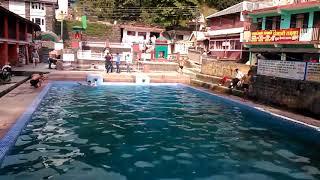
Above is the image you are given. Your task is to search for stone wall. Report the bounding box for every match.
[45,3,56,32]
[188,49,202,64]
[251,76,320,116]
[201,58,250,78]
[25,2,30,19]
[0,0,9,9]
[140,62,179,73]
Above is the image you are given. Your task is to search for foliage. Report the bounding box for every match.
[76,0,241,26]
[204,0,242,10]
[55,20,113,40]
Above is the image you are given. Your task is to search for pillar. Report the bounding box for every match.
[262,17,266,30]
[308,11,314,28]
[16,19,19,41]
[280,14,291,29]
[2,15,9,65]
[281,53,286,61]
[249,52,253,66]
[25,24,29,65]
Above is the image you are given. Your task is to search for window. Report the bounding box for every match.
[215,41,223,50]
[127,31,136,36]
[291,13,309,28]
[35,18,41,25]
[265,17,273,30]
[138,32,147,39]
[31,3,44,10]
[273,16,281,30]
[32,18,34,22]
[257,18,263,30]
[177,35,184,40]
[42,19,44,25]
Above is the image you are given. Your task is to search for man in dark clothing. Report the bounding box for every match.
[105,53,113,73]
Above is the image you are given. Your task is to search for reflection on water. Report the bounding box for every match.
[0,84,319,180]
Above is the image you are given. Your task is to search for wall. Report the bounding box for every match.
[251,75,320,116]
[0,0,9,9]
[209,14,243,30]
[188,49,202,64]
[201,58,250,78]
[122,29,150,44]
[9,1,25,18]
[45,3,55,32]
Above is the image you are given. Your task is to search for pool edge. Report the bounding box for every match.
[0,83,52,163]
[180,84,320,131]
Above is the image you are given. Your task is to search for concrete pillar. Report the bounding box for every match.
[262,17,266,30]
[2,15,9,65]
[4,15,8,39]
[281,52,286,61]
[280,14,291,29]
[308,11,314,28]
[16,19,20,41]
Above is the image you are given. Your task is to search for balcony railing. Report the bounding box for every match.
[242,28,320,43]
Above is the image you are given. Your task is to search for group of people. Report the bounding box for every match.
[104,53,132,73]
[219,68,253,94]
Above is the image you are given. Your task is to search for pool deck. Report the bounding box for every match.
[0,71,319,140]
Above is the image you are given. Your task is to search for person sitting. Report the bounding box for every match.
[0,64,12,82]
[241,70,253,92]
[229,68,244,89]
[30,73,45,88]
[219,76,229,86]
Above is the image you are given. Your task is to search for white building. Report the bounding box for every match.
[1,0,57,32]
[120,24,164,44]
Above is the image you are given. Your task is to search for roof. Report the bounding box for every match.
[119,22,164,32]
[248,1,320,15]
[189,31,207,41]
[206,1,271,19]
[0,6,41,31]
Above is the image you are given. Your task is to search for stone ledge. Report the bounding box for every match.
[191,79,244,97]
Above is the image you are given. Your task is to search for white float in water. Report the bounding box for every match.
[87,74,104,85]
[135,74,150,84]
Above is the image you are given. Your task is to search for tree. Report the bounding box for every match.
[204,0,242,10]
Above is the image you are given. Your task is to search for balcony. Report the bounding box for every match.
[242,28,320,45]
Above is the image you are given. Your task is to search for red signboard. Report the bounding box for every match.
[251,28,300,42]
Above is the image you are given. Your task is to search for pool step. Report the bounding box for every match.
[191,79,244,97]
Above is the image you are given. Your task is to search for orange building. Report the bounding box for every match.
[0,6,40,67]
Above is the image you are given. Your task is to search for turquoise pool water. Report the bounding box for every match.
[0,83,319,180]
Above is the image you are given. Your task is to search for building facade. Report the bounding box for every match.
[205,1,272,62]
[120,24,164,45]
[0,6,40,66]
[0,0,57,32]
[243,0,320,64]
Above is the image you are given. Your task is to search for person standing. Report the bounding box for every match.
[115,53,121,73]
[32,49,39,68]
[125,54,132,73]
[105,53,112,73]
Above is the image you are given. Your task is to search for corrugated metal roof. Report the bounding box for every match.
[206,1,271,19]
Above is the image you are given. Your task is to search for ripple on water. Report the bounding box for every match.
[134,161,155,168]
[89,147,110,154]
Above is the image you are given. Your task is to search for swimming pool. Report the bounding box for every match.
[0,82,319,180]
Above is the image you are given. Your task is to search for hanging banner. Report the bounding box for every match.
[251,28,300,42]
